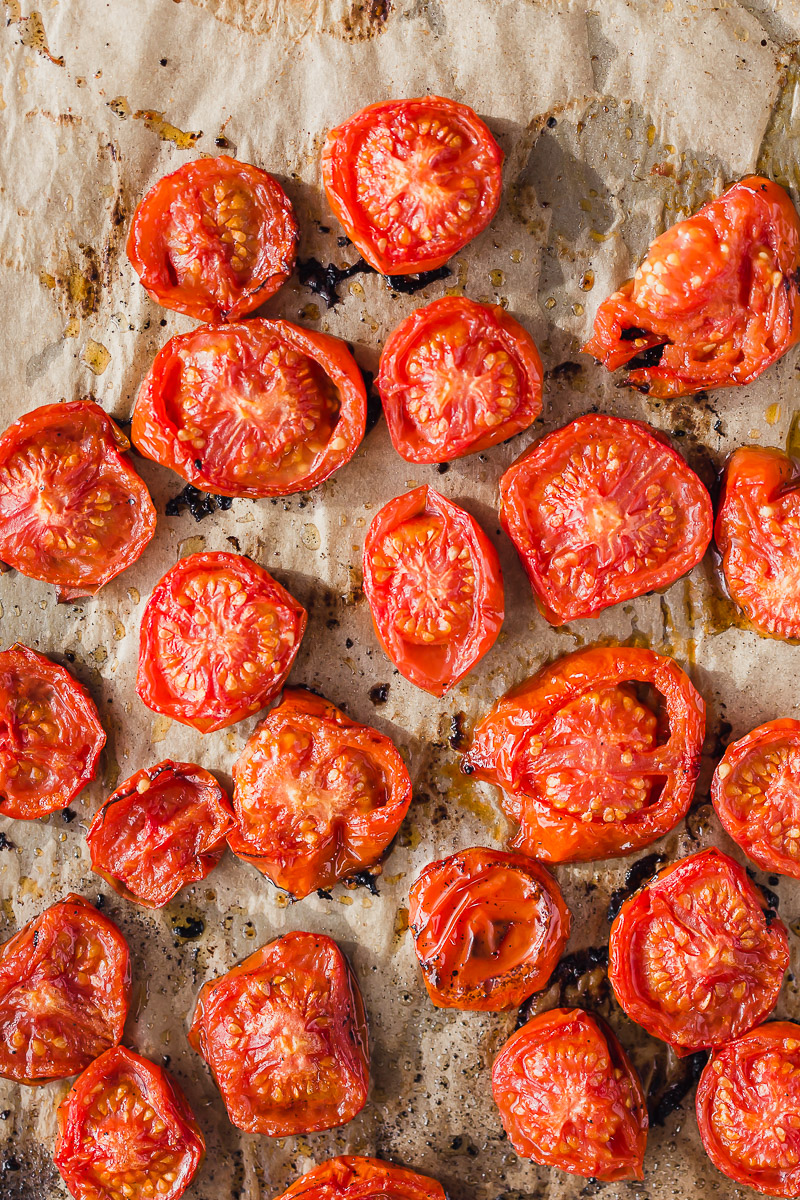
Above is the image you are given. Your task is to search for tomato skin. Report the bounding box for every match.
[127,155,297,321]
[0,400,156,601]
[492,1007,648,1181]
[500,414,713,624]
[461,646,705,863]
[274,1156,446,1200]
[0,894,129,1085]
[408,846,570,1010]
[377,297,543,463]
[322,96,503,274]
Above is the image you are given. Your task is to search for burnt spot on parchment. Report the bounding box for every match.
[185,0,393,41]
[4,3,64,66]
[38,242,102,318]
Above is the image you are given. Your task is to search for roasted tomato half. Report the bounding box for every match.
[697,1022,800,1197]
[363,485,503,695]
[189,931,368,1136]
[273,1156,446,1200]
[87,760,234,908]
[609,848,789,1055]
[133,320,366,498]
[500,414,713,624]
[137,552,306,734]
[377,297,543,463]
[492,1007,648,1181]
[0,400,156,601]
[228,688,411,899]
[462,646,705,863]
[0,894,129,1084]
[0,644,105,820]
[127,154,297,322]
[322,96,503,275]
[583,176,800,397]
[55,1045,205,1200]
[408,846,570,1011]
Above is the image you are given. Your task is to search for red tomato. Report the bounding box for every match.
[363,485,503,695]
[0,644,105,820]
[408,846,570,1010]
[462,646,705,862]
[492,1007,648,1181]
[583,176,800,397]
[609,848,789,1055]
[87,760,234,908]
[188,930,368,1136]
[322,96,503,274]
[54,1044,205,1200]
[377,297,542,463]
[227,688,411,899]
[273,1156,446,1200]
[0,894,129,1084]
[0,400,156,601]
[137,552,306,734]
[127,155,297,321]
[133,319,366,498]
[500,414,713,624]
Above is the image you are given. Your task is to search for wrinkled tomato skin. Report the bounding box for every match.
[0,644,106,820]
[363,485,504,696]
[583,176,800,398]
[492,1007,648,1181]
[609,848,789,1055]
[377,297,543,463]
[133,320,366,498]
[188,931,369,1136]
[274,1156,447,1200]
[0,894,129,1085]
[408,846,570,1011]
[127,155,297,322]
[0,400,156,601]
[461,646,705,863]
[322,96,503,274]
[500,414,713,624]
[228,688,411,899]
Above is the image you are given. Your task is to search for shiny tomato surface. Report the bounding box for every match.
[273,1156,446,1200]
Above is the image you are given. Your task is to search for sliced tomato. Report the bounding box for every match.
[137,552,306,734]
[583,176,800,398]
[0,644,105,820]
[408,846,570,1011]
[492,1007,647,1181]
[274,1156,446,1200]
[127,154,297,322]
[363,485,503,695]
[377,297,542,463]
[609,848,789,1055]
[188,930,368,1136]
[0,400,156,601]
[87,760,234,908]
[0,894,129,1084]
[462,646,705,862]
[322,96,503,275]
[54,1044,205,1200]
[500,414,713,624]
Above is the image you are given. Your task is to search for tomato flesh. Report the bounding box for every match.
[274,1156,447,1200]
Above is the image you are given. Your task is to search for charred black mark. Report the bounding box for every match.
[349,869,380,896]
[297,256,373,307]
[606,852,668,922]
[746,869,780,924]
[317,888,333,900]
[385,266,451,294]
[360,368,383,436]
[61,808,76,823]
[620,326,649,341]
[627,343,666,370]
[369,683,390,705]
[165,484,233,522]
[449,712,468,751]
[648,1050,707,1125]
[0,832,14,851]
[518,946,609,1027]
[546,360,582,380]
[437,462,450,474]
[171,915,205,940]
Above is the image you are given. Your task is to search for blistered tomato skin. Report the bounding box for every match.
[274,1156,447,1200]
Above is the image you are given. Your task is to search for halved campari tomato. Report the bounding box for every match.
[500,414,713,624]
[408,846,570,1011]
[87,761,234,908]
[0,894,129,1084]
[54,1045,205,1200]
[363,486,503,696]
[188,931,368,1136]
[274,1156,446,1200]
[137,552,306,734]
[0,644,105,820]
[609,848,789,1055]
[127,154,297,322]
[228,689,411,899]
[583,176,800,397]
[377,297,543,463]
[133,320,366,498]
[462,646,705,863]
[322,96,503,274]
[0,400,156,601]
[492,1007,648,1181]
